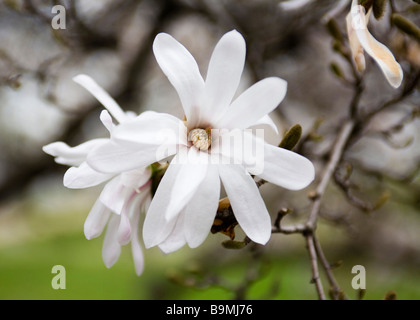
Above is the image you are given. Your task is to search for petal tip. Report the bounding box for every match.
[72,74,91,84]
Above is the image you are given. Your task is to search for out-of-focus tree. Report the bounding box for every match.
[0,0,420,300]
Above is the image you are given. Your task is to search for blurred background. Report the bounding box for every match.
[0,0,420,300]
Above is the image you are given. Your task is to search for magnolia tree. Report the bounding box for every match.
[1,0,420,300]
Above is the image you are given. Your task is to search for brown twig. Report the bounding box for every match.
[306,119,356,230]
[305,234,326,300]
[313,234,346,300]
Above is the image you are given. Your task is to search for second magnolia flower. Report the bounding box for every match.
[86,30,315,252]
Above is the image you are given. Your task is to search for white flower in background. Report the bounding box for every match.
[86,30,315,253]
[278,0,312,11]
[43,75,152,276]
[346,0,403,88]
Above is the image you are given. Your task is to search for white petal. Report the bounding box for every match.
[350,5,403,88]
[120,167,152,190]
[100,110,115,133]
[201,30,246,125]
[158,210,187,254]
[73,74,128,124]
[131,236,145,276]
[218,164,272,245]
[84,198,112,240]
[164,147,208,221]
[87,139,176,174]
[142,193,152,215]
[184,164,220,248]
[217,77,287,130]
[250,114,279,136]
[153,33,205,127]
[258,142,315,190]
[211,129,266,175]
[111,111,187,146]
[102,214,121,269]
[346,11,366,72]
[87,113,186,174]
[43,139,108,166]
[99,176,129,215]
[142,154,183,249]
[117,192,134,245]
[63,162,114,189]
[130,196,145,276]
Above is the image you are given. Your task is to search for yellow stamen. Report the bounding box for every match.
[189,128,211,151]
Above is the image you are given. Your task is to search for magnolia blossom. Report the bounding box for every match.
[86,30,315,253]
[43,75,152,276]
[346,0,403,88]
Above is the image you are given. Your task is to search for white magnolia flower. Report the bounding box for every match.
[346,0,403,88]
[86,30,315,253]
[43,75,152,276]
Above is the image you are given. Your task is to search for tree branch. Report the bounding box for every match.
[313,234,346,300]
[306,119,356,230]
[305,234,326,300]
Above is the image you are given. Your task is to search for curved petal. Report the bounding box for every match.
[158,210,187,254]
[201,30,246,125]
[218,164,272,245]
[102,214,122,269]
[142,154,183,249]
[100,110,115,133]
[130,197,145,276]
[99,176,131,215]
[257,142,315,191]
[84,198,111,240]
[153,33,205,127]
[249,114,279,136]
[87,139,178,174]
[120,167,152,190]
[350,5,403,88]
[131,234,145,276]
[73,74,128,124]
[165,147,209,221]
[210,129,266,175]
[43,139,108,167]
[111,111,187,146]
[184,164,220,248]
[63,162,114,189]
[87,113,187,174]
[346,11,366,72]
[117,192,134,245]
[217,77,287,130]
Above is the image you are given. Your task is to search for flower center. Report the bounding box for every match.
[189,128,211,151]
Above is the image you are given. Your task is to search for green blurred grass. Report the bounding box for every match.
[1,229,420,300]
[1,192,420,300]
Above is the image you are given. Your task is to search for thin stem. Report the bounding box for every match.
[272,224,307,235]
[305,234,326,300]
[306,119,355,230]
[313,234,346,300]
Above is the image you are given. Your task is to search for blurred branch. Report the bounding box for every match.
[0,0,172,202]
[312,234,346,300]
[22,0,119,49]
[306,119,356,230]
[301,119,355,300]
[305,234,326,300]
